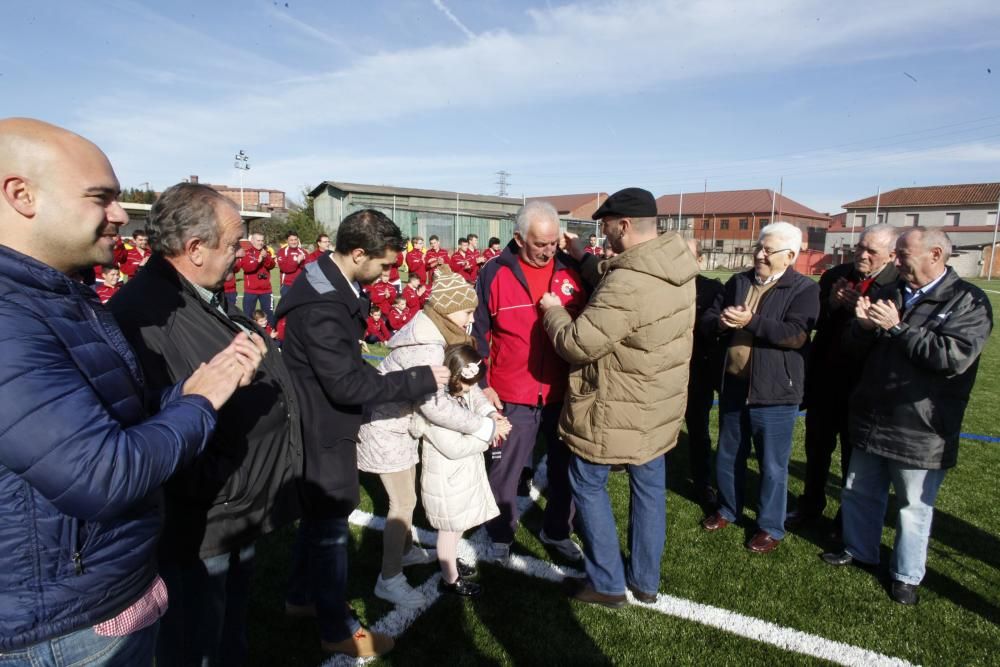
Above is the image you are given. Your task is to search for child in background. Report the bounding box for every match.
[402,273,427,312]
[412,344,511,597]
[94,265,121,304]
[365,304,391,343]
[387,295,413,331]
[253,309,278,339]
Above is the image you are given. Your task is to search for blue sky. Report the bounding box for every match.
[3,0,999,214]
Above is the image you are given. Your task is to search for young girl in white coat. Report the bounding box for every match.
[412,344,512,596]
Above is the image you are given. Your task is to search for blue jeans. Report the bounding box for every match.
[841,447,947,585]
[569,454,666,596]
[156,544,254,667]
[286,518,360,643]
[715,380,798,539]
[0,620,158,666]
[242,293,273,324]
[223,292,237,311]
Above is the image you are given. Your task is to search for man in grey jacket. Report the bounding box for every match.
[823,227,993,605]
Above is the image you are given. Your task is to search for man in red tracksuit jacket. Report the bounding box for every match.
[240,232,276,323]
[424,236,450,287]
[305,234,331,264]
[120,230,151,279]
[472,201,588,563]
[449,237,478,284]
[404,236,428,284]
[276,232,308,297]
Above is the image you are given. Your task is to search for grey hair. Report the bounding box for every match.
[515,200,560,237]
[148,183,235,257]
[758,221,803,259]
[903,226,953,262]
[859,223,899,249]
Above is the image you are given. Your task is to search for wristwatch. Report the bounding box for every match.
[887,323,906,337]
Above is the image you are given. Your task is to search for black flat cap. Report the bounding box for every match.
[592,187,657,220]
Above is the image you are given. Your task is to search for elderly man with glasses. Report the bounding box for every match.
[700,222,819,553]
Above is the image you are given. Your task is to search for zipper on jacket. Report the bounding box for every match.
[73,551,84,575]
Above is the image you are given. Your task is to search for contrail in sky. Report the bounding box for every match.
[432,0,475,40]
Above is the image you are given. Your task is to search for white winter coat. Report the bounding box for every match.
[357,311,493,474]
[414,386,500,532]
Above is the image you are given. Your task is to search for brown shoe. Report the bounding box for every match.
[701,511,730,532]
[567,580,626,609]
[627,583,658,604]
[747,531,781,554]
[321,627,395,657]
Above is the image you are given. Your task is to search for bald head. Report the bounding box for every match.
[0,118,126,274]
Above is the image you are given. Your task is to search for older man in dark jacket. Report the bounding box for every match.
[0,118,257,662]
[823,227,992,605]
[786,224,899,532]
[701,222,820,554]
[112,183,302,666]
[276,209,447,659]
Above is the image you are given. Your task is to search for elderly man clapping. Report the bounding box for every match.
[700,222,819,554]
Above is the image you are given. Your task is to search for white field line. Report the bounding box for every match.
[321,458,916,667]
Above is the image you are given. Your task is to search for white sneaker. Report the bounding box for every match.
[374,573,427,607]
[490,542,510,563]
[539,529,584,561]
[400,546,437,567]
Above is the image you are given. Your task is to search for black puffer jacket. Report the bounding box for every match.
[112,254,302,562]
[702,268,820,405]
[846,268,993,469]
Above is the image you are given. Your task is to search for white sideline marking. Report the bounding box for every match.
[320,458,916,667]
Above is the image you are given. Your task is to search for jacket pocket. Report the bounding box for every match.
[69,518,92,575]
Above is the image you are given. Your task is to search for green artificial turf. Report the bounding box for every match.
[242,277,1000,666]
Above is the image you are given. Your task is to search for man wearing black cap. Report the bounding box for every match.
[540,188,697,606]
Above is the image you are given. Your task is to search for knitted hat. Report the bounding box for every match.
[429,265,478,314]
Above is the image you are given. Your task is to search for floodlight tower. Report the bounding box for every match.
[234,150,251,211]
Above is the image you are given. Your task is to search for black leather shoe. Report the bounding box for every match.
[890,581,918,605]
[784,509,820,530]
[439,577,481,597]
[456,558,478,579]
[821,550,854,567]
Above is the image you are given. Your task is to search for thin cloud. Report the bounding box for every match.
[432,0,476,40]
[266,5,352,53]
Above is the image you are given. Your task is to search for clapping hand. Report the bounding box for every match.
[831,277,861,310]
[720,305,752,329]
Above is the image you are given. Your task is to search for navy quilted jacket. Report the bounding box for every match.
[0,245,217,650]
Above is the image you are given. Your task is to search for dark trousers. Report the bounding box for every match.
[799,395,853,515]
[224,292,237,310]
[285,518,359,643]
[156,544,255,667]
[485,402,574,544]
[684,377,716,490]
[243,292,273,324]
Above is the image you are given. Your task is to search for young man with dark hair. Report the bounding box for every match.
[276,230,308,297]
[424,235,450,285]
[306,234,331,264]
[276,208,449,658]
[450,236,477,283]
[482,236,502,262]
[121,229,151,278]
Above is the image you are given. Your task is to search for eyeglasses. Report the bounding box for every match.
[752,244,793,257]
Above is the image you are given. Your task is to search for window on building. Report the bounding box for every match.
[906,213,919,227]
[720,219,730,230]
[703,221,710,229]
[855,214,867,228]
[259,191,270,205]
[946,212,960,226]
[715,240,724,248]
[989,211,998,227]
[739,218,748,230]
[759,218,769,226]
